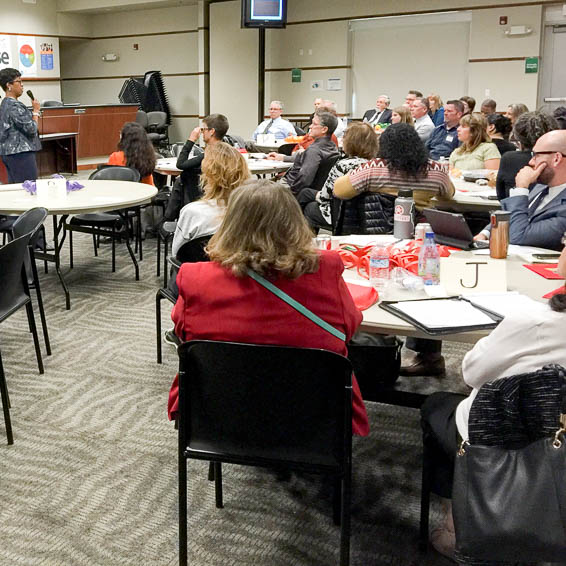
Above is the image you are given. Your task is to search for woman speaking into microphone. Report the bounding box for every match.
[0,67,41,182]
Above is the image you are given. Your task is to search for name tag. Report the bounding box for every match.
[445,135,454,143]
[440,256,507,295]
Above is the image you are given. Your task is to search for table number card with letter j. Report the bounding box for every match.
[440,256,507,295]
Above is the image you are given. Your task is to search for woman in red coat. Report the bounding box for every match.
[167,179,369,436]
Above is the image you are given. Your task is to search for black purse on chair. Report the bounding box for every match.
[452,365,566,563]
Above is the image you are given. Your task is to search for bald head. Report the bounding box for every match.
[531,129,566,186]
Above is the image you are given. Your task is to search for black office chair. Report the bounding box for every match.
[333,192,395,236]
[146,111,169,148]
[0,233,45,445]
[41,100,63,107]
[64,166,143,280]
[11,208,51,356]
[177,340,353,566]
[156,235,210,363]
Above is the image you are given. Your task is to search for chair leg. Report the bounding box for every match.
[124,232,139,281]
[25,301,44,375]
[157,230,161,277]
[0,351,13,445]
[208,461,215,481]
[156,291,163,364]
[179,453,188,566]
[419,440,433,551]
[333,477,341,526]
[340,473,351,566]
[111,226,116,273]
[137,208,143,262]
[163,237,169,288]
[69,228,74,269]
[214,462,223,509]
[41,225,48,274]
[29,249,51,356]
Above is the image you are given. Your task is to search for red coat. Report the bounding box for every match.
[167,250,369,436]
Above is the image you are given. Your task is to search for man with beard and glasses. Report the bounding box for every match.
[475,130,566,250]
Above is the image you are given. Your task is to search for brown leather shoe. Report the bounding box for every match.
[399,355,446,377]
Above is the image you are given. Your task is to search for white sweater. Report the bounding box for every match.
[455,300,566,439]
[172,199,225,257]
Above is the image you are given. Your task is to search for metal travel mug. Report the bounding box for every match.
[489,211,510,259]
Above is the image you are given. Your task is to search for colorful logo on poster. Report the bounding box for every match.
[19,43,35,67]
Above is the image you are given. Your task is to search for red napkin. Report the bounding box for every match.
[345,282,379,311]
[523,263,562,280]
[543,286,566,299]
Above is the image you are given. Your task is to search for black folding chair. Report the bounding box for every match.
[177,340,353,566]
[0,233,44,445]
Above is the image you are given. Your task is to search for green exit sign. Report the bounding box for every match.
[525,57,538,74]
[291,68,302,83]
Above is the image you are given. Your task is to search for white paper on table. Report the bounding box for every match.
[392,298,495,329]
[462,292,544,318]
[338,234,401,247]
[508,244,560,263]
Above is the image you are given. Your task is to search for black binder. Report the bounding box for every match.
[379,296,503,336]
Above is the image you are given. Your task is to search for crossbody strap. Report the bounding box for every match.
[246,268,346,342]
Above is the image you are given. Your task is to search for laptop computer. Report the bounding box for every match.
[423,208,489,250]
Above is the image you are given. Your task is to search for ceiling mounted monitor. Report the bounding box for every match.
[241,0,288,29]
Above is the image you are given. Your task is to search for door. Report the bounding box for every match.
[539,24,566,112]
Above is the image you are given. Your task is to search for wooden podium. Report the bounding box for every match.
[38,103,139,159]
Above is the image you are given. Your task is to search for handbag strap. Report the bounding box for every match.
[246,268,346,342]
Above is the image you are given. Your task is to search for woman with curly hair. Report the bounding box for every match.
[334,122,454,211]
[107,122,157,185]
[172,141,250,257]
[449,112,500,171]
[496,111,558,199]
[167,179,369,436]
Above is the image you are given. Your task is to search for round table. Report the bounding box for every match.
[0,180,157,309]
[155,157,291,178]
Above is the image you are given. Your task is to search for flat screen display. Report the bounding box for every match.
[241,0,287,28]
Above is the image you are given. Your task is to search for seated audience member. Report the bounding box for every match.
[427,93,444,127]
[323,100,346,139]
[506,103,529,146]
[167,179,370,436]
[411,97,435,142]
[279,111,339,196]
[306,97,323,128]
[252,100,296,141]
[301,122,379,230]
[486,113,516,155]
[165,114,228,220]
[404,89,423,107]
[480,98,497,116]
[553,106,566,130]
[426,99,464,161]
[107,122,156,185]
[475,129,566,250]
[172,142,250,258]
[459,95,476,115]
[496,111,558,200]
[391,106,414,125]
[449,113,501,171]
[267,103,339,161]
[362,95,392,126]
[419,245,566,559]
[334,123,454,212]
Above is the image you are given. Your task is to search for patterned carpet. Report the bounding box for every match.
[0,223,471,566]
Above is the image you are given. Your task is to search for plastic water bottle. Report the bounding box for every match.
[393,189,415,239]
[418,231,440,285]
[369,243,390,298]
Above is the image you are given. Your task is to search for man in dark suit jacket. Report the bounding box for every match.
[362,95,392,126]
[475,130,566,250]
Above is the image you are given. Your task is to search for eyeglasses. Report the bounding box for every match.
[200,127,211,132]
[531,150,566,158]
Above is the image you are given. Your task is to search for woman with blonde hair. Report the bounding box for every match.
[172,141,250,256]
[428,93,444,127]
[167,179,370,435]
[449,112,501,171]
[390,106,413,126]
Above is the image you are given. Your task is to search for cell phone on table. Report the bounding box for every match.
[532,253,561,260]
[479,195,499,200]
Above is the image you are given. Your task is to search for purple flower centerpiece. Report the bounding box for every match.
[22,174,84,195]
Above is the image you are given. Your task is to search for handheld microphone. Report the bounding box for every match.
[26,90,35,101]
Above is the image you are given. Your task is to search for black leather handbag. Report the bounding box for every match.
[452,366,566,563]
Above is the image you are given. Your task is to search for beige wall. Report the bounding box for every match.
[209,0,258,139]
[59,5,200,143]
